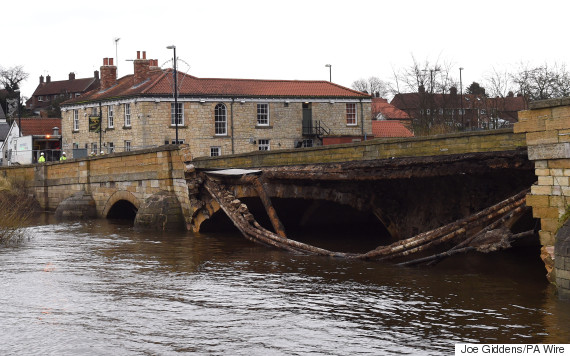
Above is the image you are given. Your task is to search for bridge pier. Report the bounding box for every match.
[514,98,570,297]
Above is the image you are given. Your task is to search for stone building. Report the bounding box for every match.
[60,51,372,158]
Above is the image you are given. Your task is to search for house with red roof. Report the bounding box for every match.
[390,86,527,134]
[371,121,414,138]
[1,117,62,165]
[60,51,373,158]
[27,72,100,115]
[372,97,412,130]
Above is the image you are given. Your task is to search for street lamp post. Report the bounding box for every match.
[167,45,178,144]
[325,64,331,82]
[459,67,464,130]
[114,38,120,76]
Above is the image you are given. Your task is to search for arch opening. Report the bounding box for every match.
[199,197,391,253]
[107,200,138,221]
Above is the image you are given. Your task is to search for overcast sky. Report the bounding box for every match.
[3,0,569,99]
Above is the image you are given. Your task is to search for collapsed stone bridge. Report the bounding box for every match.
[190,149,535,241]
[0,129,534,240]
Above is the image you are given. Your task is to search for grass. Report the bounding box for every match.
[0,176,39,246]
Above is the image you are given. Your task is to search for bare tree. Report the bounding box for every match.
[0,65,29,92]
[484,67,513,98]
[351,76,389,97]
[510,62,570,101]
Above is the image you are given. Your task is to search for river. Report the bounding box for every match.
[1,216,569,355]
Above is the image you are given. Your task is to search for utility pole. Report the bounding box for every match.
[167,45,179,144]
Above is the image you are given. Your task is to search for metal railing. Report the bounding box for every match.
[302,120,332,137]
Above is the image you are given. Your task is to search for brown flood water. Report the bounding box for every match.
[1,215,569,355]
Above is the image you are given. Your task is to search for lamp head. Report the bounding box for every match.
[167,45,176,49]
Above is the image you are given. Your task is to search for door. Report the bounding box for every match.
[302,102,312,135]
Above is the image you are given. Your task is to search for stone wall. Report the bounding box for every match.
[0,145,192,229]
[513,98,570,287]
[62,99,372,158]
[192,128,526,169]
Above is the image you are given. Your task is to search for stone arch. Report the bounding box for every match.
[191,197,222,233]
[101,190,141,218]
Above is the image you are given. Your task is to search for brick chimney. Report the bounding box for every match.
[46,75,51,83]
[149,59,160,71]
[100,57,117,90]
[40,75,44,84]
[133,50,151,85]
[94,70,99,80]
[450,86,457,95]
[69,72,76,80]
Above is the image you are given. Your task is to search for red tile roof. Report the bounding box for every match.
[372,97,411,120]
[64,69,370,105]
[20,118,62,136]
[33,77,99,96]
[372,121,414,138]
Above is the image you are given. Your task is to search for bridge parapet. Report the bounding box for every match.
[514,98,570,296]
[192,128,526,169]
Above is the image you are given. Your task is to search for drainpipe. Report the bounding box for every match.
[231,98,235,154]
[360,99,366,140]
[99,102,102,152]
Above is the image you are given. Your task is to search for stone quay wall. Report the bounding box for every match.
[514,98,570,294]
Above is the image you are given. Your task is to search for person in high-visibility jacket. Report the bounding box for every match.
[38,152,46,163]
[60,152,67,161]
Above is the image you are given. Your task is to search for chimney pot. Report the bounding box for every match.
[137,51,140,59]
[143,51,146,59]
[104,58,109,66]
[109,58,114,66]
[40,75,44,84]
[94,70,99,80]
[46,75,51,83]
[69,72,75,80]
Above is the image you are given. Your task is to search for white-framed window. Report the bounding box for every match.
[37,96,43,102]
[214,103,227,135]
[258,139,270,151]
[75,93,81,98]
[210,147,221,157]
[257,103,269,126]
[73,110,79,131]
[124,140,131,152]
[346,103,357,125]
[108,105,114,128]
[124,103,131,127]
[171,102,184,126]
